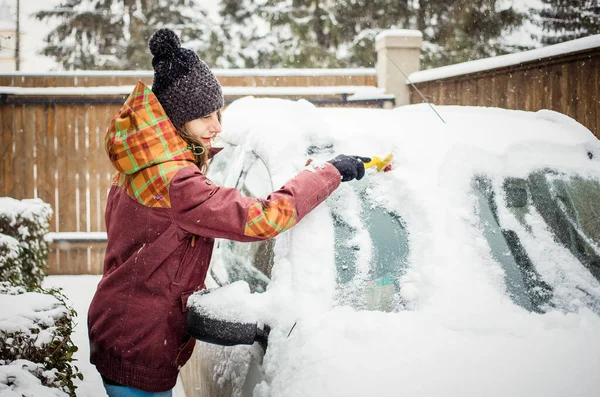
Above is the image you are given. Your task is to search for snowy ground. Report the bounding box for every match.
[42,276,187,397]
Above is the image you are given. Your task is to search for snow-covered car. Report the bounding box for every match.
[180,97,600,397]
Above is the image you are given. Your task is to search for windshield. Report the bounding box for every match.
[332,183,409,312]
[473,171,600,314]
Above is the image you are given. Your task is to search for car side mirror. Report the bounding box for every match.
[503,179,528,208]
[185,287,270,350]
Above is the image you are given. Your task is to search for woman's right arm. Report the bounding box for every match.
[169,163,341,242]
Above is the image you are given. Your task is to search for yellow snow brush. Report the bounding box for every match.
[364,153,394,172]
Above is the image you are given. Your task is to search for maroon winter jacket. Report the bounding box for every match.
[87,82,341,391]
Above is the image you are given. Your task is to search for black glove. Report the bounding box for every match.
[328,155,371,182]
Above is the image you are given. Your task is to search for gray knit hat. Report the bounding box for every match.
[149,28,224,127]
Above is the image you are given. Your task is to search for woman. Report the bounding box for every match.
[88,28,369,396]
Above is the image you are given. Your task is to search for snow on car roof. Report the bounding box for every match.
[221,97,599,185]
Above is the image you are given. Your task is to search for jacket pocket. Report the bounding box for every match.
[174,335,196,368]
[180,289,195,313]
[174,236,194,284]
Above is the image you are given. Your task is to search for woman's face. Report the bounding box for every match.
[184,111,222,148]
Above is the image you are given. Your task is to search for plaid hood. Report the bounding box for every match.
[105,81,196,208]
[106,81,195,175]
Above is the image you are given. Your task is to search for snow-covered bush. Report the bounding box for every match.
[0,282,82,396]
[0,198,52,289]
[0,233,22,286]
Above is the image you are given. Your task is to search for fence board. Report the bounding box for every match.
[65,106,79,232]
[91,246,104,274]
[76,106,88,232]
[505,73,515,109]
[550,64,562,112]
[22,104,36,198]
[13,105,26,199]
[0,108,3,192]
[590,58,600,137]
[87,106,98,232]
[576,59,583,129]
[567,61,579,120]
[34,106,48,202]
[55,105,69,232]
[2,106,13,195]
[47,249,59,274]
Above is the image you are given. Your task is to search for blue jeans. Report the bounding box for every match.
[103,383,172,397]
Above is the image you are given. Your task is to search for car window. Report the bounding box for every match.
[208,143,240,186]
[238,155,273,199]
[528,172,600,281]
[473,172,600,313]
[473,177,552,312]
[218,152,275,293]
[332,185,409,312]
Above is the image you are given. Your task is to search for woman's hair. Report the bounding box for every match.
[177,124,209,173]
[176,110,222,174]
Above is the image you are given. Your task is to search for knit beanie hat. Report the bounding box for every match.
[149,28,224,127]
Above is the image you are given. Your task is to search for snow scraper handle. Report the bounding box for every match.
[363,153,394,172]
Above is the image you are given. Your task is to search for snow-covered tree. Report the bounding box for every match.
[219,0,526,69]
[35,0,219,70]
[537,0,600,45]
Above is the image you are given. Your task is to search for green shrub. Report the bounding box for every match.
[0,198,52,289]
[0,282,82,396]
[0,233,23,286]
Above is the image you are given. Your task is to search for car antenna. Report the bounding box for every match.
[383,53,446,124]
[287,321,297,338]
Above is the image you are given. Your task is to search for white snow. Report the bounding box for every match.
[0,234,19,258]
[190,97,600,397]
[0,291,65,334]
[47,232,107,242]
[409,34,600,83]
[375,29,423,39]
[0,360,66,396]
[0,289,70,396]
[0,197,52,223]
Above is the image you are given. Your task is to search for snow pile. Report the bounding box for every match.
[0,283,81,396]
[189,97,600,397]
[0,198,52,289]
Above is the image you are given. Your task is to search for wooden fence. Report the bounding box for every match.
[0,70,376,89]
[409,46,600,138]
[1,102,120,274]
[0,70,380,274]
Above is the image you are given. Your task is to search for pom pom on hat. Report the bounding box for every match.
[149,28,181,58]
[148,28,224,127]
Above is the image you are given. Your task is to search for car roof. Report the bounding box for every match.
[222,97,600,183]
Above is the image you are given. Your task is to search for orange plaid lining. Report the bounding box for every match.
[244,198,297,239]
[106,81,196,208]
[112,160,193,208]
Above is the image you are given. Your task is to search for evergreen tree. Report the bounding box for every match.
[537,0,600,45]
[219,0,526,69]
[217,0,282,68]
[35,0,218,70]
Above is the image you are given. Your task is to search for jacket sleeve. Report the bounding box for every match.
[169,163,341,242]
